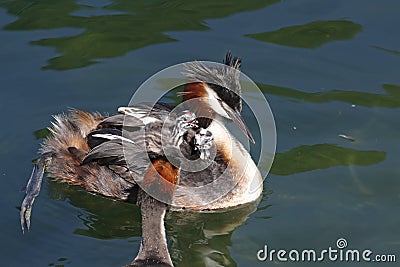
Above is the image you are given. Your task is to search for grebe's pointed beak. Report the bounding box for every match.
[220,102,255,144]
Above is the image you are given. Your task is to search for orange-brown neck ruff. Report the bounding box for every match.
[142,159,180,202]
[181,82,213,128]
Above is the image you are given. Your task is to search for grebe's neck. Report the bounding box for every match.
[207,119,263,207]
[132,190,173,266]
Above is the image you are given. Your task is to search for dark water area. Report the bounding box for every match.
[0,0,399,266]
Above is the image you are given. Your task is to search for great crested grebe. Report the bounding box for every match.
[20,52,262,266]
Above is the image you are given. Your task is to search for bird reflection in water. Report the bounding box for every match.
[47,179,261,267]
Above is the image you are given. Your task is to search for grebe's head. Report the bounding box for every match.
[181,52,255,143]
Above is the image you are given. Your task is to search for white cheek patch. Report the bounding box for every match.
[205,87,230,119]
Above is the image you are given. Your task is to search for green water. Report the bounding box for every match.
[0,0,399,266]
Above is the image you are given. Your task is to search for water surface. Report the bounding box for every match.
[1,0,399,266]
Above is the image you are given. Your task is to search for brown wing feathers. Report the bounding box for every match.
[42,107,181,201]
[40,109,136,200]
